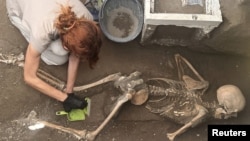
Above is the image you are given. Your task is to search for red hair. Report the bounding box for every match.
[55,5,102,69]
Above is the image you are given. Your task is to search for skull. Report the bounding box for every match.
[214,85,246,119]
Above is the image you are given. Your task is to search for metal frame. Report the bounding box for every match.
[141,0,222,43]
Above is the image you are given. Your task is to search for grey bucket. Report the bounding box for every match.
[99,0,144,43]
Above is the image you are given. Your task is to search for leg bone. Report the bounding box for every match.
[38,121,87,139]
[86,91,134,141]
[73,72,122,92]
[175,54,205,82]
[37,69,66,90]
[37,71,122,92]
[20,111,87,139]
[174,54,209,93]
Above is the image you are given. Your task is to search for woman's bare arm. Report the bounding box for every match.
[24,44,67,102]
[64,53,80,93]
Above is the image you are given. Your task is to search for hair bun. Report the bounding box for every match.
[55,5,78,33]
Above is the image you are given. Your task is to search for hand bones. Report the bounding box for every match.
[0,52,24,66]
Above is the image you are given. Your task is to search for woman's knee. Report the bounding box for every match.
[41,49,68,65]
[50,39,69,56]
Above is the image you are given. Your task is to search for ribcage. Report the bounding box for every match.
[146,78,202,124]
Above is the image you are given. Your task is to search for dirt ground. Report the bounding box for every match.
[0,0,250,141]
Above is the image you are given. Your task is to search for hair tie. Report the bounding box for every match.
[63,21,76,31]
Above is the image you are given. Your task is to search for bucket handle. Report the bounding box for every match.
[99,0,105,19]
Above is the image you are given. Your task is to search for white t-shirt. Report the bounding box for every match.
[7,0,93,53]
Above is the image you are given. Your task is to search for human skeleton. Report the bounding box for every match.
[0,52,246,141]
